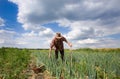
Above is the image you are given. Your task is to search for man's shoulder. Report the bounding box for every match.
[53,36,66,40]
[61,36,66,39]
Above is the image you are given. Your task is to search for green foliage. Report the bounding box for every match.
[0,48,119,79]
[0,47,31,79]
[32,49,120,79]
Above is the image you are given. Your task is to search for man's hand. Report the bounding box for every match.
[68,42,72,47]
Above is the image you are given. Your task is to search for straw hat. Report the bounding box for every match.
[56,32,61,37]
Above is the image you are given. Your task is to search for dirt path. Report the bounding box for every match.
[25,53,57,79]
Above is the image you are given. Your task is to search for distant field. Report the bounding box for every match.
[0,48,120,79]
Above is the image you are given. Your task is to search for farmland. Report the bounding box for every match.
[32,48,120,79]
[0,47,120,79]
[0,47,31,79]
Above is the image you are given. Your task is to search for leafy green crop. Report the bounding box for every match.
[32,49,120,79]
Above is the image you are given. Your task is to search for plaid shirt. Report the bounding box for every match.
[50,36,67,50]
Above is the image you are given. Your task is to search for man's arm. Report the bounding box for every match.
[49,48,52,58]
[49,39,55,58]
[63,37,72,47]
[66,41,72,47]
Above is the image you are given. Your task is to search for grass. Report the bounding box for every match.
[0,47,31,79]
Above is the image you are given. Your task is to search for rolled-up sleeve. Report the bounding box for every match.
[62,37,68,43]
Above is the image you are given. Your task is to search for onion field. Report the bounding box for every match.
[32,48,120,79]
[0,48,120,79]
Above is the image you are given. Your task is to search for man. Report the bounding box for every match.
[49,32,72,61]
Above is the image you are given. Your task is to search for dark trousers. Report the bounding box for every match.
[55,49,64,61]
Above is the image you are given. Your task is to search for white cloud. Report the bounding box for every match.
[0,17,5,26]
[0,29,17,47]
[22,31,37,37]
[58,19,119,40]
[39,28,55,37]
[8,0,120,48]
[16,41,28,45]
[83,0,103,10]
[9,0,120,28]
[0,39,4,44]
[71,37,120,48]
[78,38,98,44]
[15,27,54,48]
[0,29,54,48]
[15,32,53,48]
[91,38,120,48]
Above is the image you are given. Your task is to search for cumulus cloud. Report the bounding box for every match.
[8,0,120,48]
[0,17,5,26]
[15,30,54,48]
[78,38,98,44]
[0,29,54,48]
[0,29,17,47]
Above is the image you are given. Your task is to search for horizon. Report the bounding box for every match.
[0,0,120,49]
[0,46,120,50]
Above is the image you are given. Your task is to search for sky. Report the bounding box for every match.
[0,0,120,49]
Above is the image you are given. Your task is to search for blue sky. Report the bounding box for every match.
[0,0,24,33]
[0,0,120,48]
